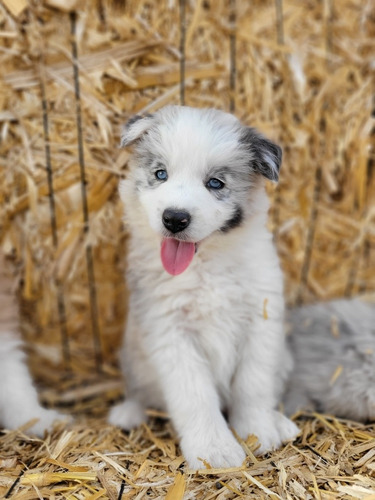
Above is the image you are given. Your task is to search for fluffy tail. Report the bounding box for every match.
[284,297,375,421]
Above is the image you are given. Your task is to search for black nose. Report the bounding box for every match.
[162,208,191,233]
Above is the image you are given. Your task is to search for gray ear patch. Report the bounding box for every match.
[120,113,154,148]
[126,114,145,128]
[240,127,282,182]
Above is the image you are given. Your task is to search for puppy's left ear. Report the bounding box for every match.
[121,114,154,147]
[240,127,282,182]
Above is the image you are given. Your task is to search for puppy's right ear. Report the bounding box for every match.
[121,114,154,147]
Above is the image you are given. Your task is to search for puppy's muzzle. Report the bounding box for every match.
[162,208,191,234]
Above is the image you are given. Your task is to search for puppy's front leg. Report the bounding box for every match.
[229,312,299,454]
[0,334,65,436]
[152,331,245,470]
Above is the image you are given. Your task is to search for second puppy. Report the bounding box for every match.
[0,251,63,435]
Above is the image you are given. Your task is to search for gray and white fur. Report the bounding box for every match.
[285,297,375,421]
[109,105,299,469]
[109,104,374,470]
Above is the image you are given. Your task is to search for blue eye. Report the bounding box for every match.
[207,178,224,190]
[155,169,168,181]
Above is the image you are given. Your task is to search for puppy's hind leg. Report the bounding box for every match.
[108,398,146,431]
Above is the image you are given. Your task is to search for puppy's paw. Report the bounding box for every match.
[182,428,246,470]
[30,408,69,437]
[108,399,145,430]
[3,405,68,437]
[231,409,299,455]
[273,411,300,445]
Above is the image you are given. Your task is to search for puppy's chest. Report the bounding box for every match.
[183,273,248,328]
[131,246,256,389]
[177,270,252,384]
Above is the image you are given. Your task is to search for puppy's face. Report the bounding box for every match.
[121,106,281,275]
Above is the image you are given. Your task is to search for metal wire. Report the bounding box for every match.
[179,0,186,106]
[275,0,285,45]
[296,0,334,304]
[272,0,284,241]
[342,0,372,297]
[229,0,236,113]
[70,11,103,372]
[39,33,71,370]
[117,479,126,500]
[4,460,30,498]
[295,166,322,305]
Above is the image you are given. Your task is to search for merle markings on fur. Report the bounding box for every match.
[109,105,299,469]
[285,298,375,421]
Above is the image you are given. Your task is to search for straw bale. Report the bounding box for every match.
[45,0,82,13]
[1,414,375,499]
[0,0,375,496]
[1,0,27,18]
[0,0,373,370]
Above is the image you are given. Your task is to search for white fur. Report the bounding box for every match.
[0,333,63,435]
[0,254,63,436]
[109,106,299,469]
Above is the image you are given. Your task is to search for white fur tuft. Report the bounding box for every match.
[0,253,66,436]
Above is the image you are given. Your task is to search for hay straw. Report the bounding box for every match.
[1,0,27,18]
[1,415,375,499]
[0,0,373,380]
[0,0,374,497]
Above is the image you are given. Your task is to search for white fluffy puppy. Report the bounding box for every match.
[0,252,62,436]
[109,105,299,469]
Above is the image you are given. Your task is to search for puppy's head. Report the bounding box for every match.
[120,106,281,276]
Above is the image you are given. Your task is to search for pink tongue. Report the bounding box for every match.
[161,239,195,276]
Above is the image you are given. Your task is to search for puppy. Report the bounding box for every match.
[109,106,299,469]
[0,251,62,436]
[285,297,375,421]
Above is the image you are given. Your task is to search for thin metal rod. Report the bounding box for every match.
[324,0,333,70]
[70,11,103,372]
[41,85,58,248]
[345,239,362,297]
[179,0,186,106]
[40,50,71,370]
[359,81,375,292]
[4,460,32,498]
[296,1,333,304]
[275,0,285,45]
[229,0,236,113]
[117,479,126,500]
[359,240,371,293]
[71,13,90,233]
[296,166,322,305]
[272,0,284,238]
[346,0,373,297]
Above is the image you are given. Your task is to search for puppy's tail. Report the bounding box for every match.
[283,297,375,421]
